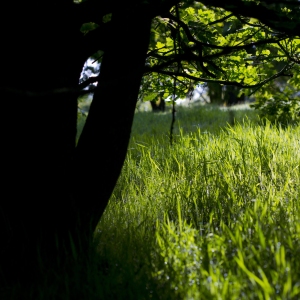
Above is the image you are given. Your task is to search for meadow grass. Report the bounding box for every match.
[6,104,300,299]
[131,102,259,138]
[95,104,300,299]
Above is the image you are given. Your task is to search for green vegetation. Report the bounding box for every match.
[66,105,300,299]
[132,103,259,137]
[141,2,300,105]
[3,0,300,297]
[251,82,300,127]
[7,105,300,299]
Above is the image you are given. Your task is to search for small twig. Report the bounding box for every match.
[170,81,176,146]
[155,62,294,89]
[170,4,181,146]
[79,76,99,90]
[92,54,104,64]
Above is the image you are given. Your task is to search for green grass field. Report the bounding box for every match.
[7,104,300,299]
[96,104,300,299]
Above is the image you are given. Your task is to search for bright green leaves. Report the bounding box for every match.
[261,49,270,56]
[143,92,160,102]
[216,35,227,45]
[142,2,299,104]
[166,37,173,48]
[156,41,165,49]
[184,6,195,20]
[229,56,242,62]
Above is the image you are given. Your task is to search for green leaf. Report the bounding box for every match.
[102,13,112,24]
[261,49,270,55]
[143,93,158,101]
[80,22,99,34]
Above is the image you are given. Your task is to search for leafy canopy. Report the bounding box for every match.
[78,0,300,105]
[140,2,300,102]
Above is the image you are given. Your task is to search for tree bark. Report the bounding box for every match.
[0,1,87,285]
[150,97,166,112]
[0,0,153,287]
[74,7,153,232]
[207,82,223,105]
[224,86,245,106]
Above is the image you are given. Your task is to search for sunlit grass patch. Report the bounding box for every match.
[97,120,300,299]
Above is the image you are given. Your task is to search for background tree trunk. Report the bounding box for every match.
[150,97,166,112]
[223,86,245,106]
[207,82,223,104]
[207,83,245,106]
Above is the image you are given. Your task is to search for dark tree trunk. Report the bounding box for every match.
[150,97,166,112]
[207,82,223,105]
[74,8,153,232]
[0,0,153,288]
[0,1,87,285]
[224,85,245,106]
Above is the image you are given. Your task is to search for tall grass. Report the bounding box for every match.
[95,106,300,299]
[131,103,259,138]
[6,104,300,299]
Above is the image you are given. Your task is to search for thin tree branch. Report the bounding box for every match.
[166,12,287,51]
[144,32,287,75]
[197,0,300,37]
[79,76,100,90]
[206,13,235,27]
[154,62,294,89]
[277,41,300,64]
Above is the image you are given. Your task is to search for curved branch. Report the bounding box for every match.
[79,76,100,90]
[206,13,235,27]
[153,62,294,89]
[197,0,300,37]
[235,15,264,28]
[167,12,288,51]
[144,31,288,75]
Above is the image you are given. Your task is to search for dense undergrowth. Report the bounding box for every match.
[7,104,300,299]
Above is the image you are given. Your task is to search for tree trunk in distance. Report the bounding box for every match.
[207,82,223,105]
[150,97,166,112]
[224,85,245,106]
